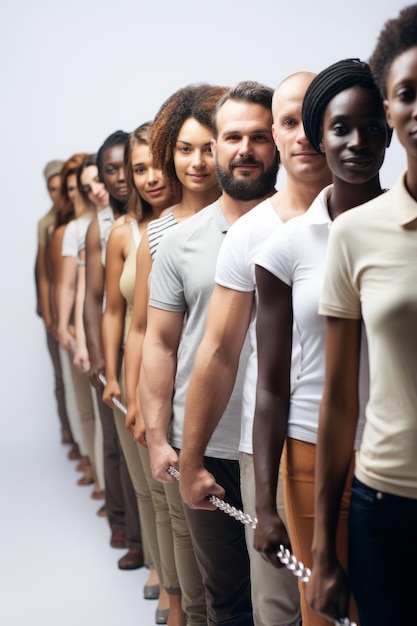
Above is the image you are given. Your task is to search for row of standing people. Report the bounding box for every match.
[36,5,417,625]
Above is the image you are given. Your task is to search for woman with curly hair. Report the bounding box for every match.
[123,84,227,626]
[306,5,417,625]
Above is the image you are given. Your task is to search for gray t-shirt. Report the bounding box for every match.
[149,200,249,460]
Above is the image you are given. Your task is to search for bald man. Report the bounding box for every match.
[180,72,332,626]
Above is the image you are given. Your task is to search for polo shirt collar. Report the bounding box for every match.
[394,172,417,226]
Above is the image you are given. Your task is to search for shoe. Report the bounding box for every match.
[110,528,127,549]
[118,547,144,570]
[155,609,169,624]
[75,456,89,472]
[68,444,81,460]
[77,474,94,486]
[144,583,160,599]
[97,504,107,518]
[91,489,105,500]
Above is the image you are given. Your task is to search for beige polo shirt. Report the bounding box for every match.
[319,173,417,500]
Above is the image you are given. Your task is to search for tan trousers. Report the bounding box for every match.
[282,438,359,626]
[114,362,180,591]
[239,452,302,626]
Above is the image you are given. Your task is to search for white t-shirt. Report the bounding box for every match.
[215,197,301,454]
[255,186,367,447]
[61,215,93,258]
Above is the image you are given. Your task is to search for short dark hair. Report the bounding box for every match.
[150,84,228,191]
[302,58,386,155]
[369,4,417,99]
[213,80,274,139]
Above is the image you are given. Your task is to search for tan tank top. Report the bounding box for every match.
[119,220,141,342]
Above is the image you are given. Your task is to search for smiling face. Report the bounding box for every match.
[321,85,387,186]
[213,99,278,200]
[131,142,175,210]
[384,46,417,165]
[80,165,109,208]
[173,117,218,193]
[101,144,128,202]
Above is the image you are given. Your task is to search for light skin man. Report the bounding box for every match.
[139,82,278,626]
[179,72,332,626]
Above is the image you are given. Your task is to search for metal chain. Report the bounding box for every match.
[167,466,356,626]
[68,354,356,626]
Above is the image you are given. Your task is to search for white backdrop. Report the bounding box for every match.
[0,0,409,450]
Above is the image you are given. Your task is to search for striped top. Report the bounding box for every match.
[148,212,178,260]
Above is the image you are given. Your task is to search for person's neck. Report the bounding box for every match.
[328,176,383,221]
[271,172,332,222]
[110,196,127,219]
[404,157,417,201]
[173,185,221,221]
[220,187,276,225]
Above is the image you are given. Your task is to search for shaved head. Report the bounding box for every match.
[272,71,316,120]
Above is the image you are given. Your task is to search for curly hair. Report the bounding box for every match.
[213,80,274,139]
[302,58,386,155]
[124,122,153,221]
[369,4,417,99]
[150,84,228,190]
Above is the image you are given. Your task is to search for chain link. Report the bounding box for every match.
[167,466,356,626]
[67,369,355,626]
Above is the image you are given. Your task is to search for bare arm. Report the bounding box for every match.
[139,306,184,481]
[73,257,90,372]
[36,243,53,331]
[48,226,65,341]
[306,316,360,623]
[179,284,252,509]
[253,264,293,568]
[102,225,127,409]
[123,234,152,438]
[83,219,105,387]
[57,255,77,351]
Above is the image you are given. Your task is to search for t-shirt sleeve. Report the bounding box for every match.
[253,225,293,287]
[148,233,185,312]
[215,220,254,292]
[61,221,78,257]
[319,217,361,319]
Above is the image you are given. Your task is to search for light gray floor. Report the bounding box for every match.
[0,409,158,626]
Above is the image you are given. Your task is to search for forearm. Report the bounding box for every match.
[58,283,76,341]
[253,389,288,517]
[102,311,124,383]
[312,401,357,561]
[124,326,144,408]
[83,293,104,367]
[139,341,176,443]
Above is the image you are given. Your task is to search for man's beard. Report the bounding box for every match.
[215,154,279,201]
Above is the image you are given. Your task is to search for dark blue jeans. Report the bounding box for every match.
[348,476,417,626]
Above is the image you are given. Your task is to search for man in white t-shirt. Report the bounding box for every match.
[180,72,332,626]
